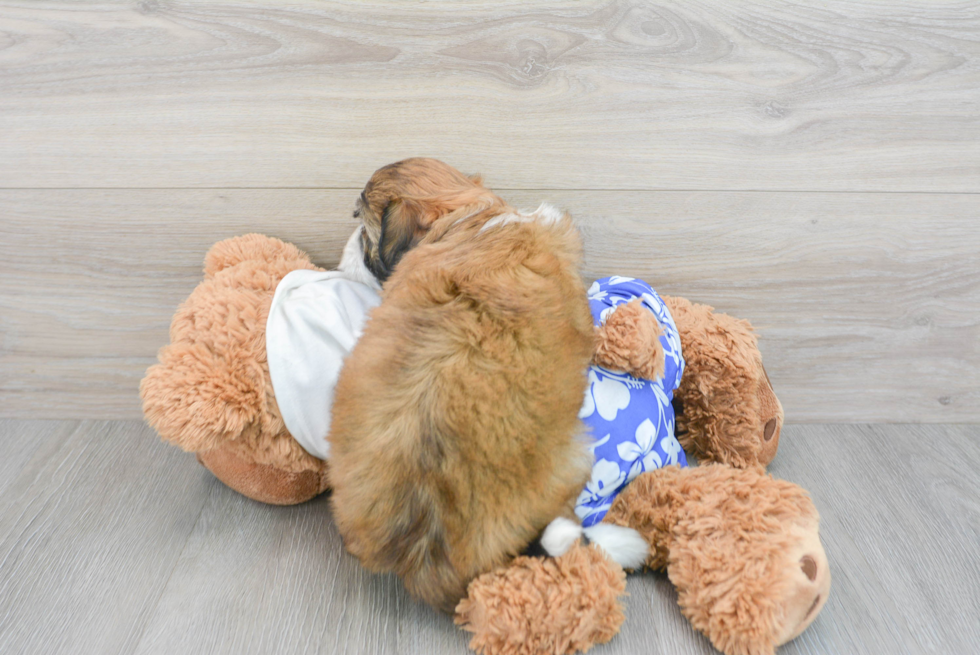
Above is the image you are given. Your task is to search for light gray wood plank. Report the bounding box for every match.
[0,420,211,655]
[0,419,76,501]
[128,424,980,655]
[768,424,980,655]
[1,421,977,654]
[1,1,978,191]
[2,189,977,422]
[130,484,469,655]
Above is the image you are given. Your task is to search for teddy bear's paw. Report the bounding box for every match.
[455,543,626,655]
[593,298,665,381]
[196,445,329,505]
[140,341,263,452]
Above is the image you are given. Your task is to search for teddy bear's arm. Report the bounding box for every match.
[592,299,666,380]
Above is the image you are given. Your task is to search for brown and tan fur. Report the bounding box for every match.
[328,159,595,612]
[459,465,829,655]
[457,300,823,655]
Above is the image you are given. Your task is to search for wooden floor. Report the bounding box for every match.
[0,420,977,655]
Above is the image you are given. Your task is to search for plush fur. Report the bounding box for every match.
[140,234,328,490]
[592,294,783,468]
[606,464,829,655]
[140,160,822,655]
[593,297,665,381]
[328,159,596,612]
[459,465,829,655]
[457,300,827,655]
[663,296,783,468]
[455,542,627,655]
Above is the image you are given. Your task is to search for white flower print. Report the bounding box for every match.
[588,433,611,455]
[577,458,626,508]
[616,418,663,482]
[608,276,635,285]
[580,369,631,421]
[575,501,612,521]
[578,384,595,418]
[587,280,608,301]
[660,432,682,465]
[593,372,631,420]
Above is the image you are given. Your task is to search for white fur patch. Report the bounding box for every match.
[532,202,564,225]
[338,226,381,291]
[479,203,566,234]
[583,524,649,569]
[540,517,583,557]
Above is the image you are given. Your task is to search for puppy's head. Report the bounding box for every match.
[355,158,500,282]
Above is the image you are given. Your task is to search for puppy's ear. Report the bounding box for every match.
[376,198,428,278]
[467,173,484,186]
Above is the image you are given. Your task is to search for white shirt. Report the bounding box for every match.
[265,232,381,460]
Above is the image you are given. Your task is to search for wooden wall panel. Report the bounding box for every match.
[1,189,976,422]
[1,1,978,191]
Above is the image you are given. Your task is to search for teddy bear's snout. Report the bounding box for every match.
[756,364,783,466]
[764,418,778,442]
[775,530,831,647]
[800,555,817,581]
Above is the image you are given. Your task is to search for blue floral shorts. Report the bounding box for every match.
[575,277,687,527]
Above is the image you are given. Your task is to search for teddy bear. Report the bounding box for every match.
[140,231,828,655]
[453,275,829,655]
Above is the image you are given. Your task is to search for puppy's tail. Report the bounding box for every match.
[539,517,649,570]
[340,484,467,613]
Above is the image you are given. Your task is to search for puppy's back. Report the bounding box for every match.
[329,214,594,612]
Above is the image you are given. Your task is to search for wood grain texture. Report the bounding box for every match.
[1,1,979,191]
[2,188,977,422]
[0,420,211,655]
[0,419,77,504]
[129,486,468,655]
[1,421,977,654]
[767,424,980,655]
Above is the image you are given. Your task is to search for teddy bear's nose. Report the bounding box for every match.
[800,555,817,581]
[764,418,778,442]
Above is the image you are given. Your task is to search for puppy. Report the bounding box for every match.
[328,159,595,612]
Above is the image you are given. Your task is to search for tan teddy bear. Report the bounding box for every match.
[141,224,827,655]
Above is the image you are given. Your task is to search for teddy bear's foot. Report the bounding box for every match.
[197,442,330,505]
[455,542,627,655]
[605,464,829,655]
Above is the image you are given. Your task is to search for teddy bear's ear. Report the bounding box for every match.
[140,339,261,453]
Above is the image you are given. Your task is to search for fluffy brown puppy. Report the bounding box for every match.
[329,159,595,612]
